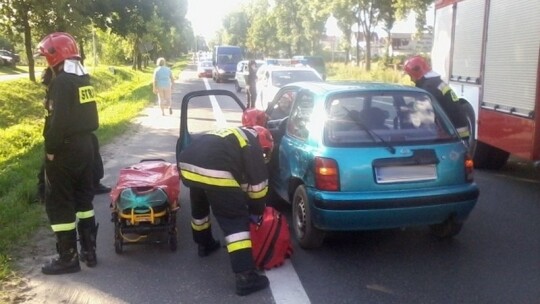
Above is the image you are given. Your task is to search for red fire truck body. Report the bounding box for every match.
[431,0,540,169]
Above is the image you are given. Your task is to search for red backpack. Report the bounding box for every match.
[250,206,294,270]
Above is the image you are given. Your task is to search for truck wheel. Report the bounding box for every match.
[472,141,510,170]
[292,185,325,249]
[461,101,476,155]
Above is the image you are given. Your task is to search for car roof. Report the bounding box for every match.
[283,81,426,95]
[259,64,318,73]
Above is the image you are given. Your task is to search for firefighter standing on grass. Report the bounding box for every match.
[35,32,99,275]
[404,55,470,141]
[178,126,274,296]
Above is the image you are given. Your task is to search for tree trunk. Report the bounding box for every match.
[22,13,35,82]
[365,35,371,71]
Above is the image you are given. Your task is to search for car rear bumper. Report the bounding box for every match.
[309,184,479,230]
[216,72,236,81]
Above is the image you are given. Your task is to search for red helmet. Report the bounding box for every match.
[242,108,268,127]
[35,32,80,67]
[403,55,431,81]
[252,125,274,162]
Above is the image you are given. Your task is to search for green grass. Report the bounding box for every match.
[0,58,188,286]
[327,62,414,85]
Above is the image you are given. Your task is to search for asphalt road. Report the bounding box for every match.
[14,64,540,304]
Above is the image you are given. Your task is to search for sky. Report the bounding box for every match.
[186,0,433,40]
[186,0,249,39]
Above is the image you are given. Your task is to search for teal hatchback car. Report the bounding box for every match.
[265,82,479,249]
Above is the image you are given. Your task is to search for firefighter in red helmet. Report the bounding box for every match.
[178,125,274,296]
[35,32,99,275]
[404,55,470,141]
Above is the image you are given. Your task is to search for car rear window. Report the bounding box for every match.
[324,92,457,146]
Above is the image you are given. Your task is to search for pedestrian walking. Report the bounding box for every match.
[153,57,175,115]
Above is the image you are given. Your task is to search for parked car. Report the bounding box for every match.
[255,65,323,111]
[291,55,326,80]
[264,82,479,249]
[234,59,264,92]
[0,50,19,67]
[197,60,213,78]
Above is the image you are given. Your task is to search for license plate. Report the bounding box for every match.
[375,164,437,183]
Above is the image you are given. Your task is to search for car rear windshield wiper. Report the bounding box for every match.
[342,106,396,154]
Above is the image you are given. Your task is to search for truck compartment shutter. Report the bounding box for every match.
[451,0,485,83]
[431,5,454,82]
[483,0,540,115]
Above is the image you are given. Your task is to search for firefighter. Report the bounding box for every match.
[404,55,470,141]
[178,125,274,296]
[35,32,99,275]
[36,68,109,204]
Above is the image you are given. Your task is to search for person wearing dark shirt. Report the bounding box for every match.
[35,32,100,275]
[178,126,274,296]
[246,60,258,108]
[404,55,470,140]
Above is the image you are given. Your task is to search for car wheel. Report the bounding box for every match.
[235,81,241,93]
[292,185,325,249]
[429,216,463,239]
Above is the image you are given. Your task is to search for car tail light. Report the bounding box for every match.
[464,154,474,182]
[314,157,339,191]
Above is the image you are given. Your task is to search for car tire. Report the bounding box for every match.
[292,185,325,249]
[429,216,463,239]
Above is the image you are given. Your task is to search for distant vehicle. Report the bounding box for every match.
[431,0,540,169]
[212,45,243,83]
[291,55,326,80]
[197,60,213,78]
[234,59,264,92]
[264,81,479,249]
[0,50,19,67]
[255,64,323,110]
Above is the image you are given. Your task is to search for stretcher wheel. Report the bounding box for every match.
[168,228,177,251]
[114,223,123,254]
[115,238,123,254]
[169,236,177,251]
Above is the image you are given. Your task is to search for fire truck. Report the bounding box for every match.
[431,0,540,169]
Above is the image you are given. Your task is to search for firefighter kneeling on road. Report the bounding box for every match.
[404,55,470,142]
[178,125,274,296]
[35,32,100,275]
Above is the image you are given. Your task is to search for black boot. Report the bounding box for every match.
[79,223,99,267]
[235,270,269,296]
[42,232,80,275]
[198,238,220,257]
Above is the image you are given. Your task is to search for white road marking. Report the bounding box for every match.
[203,77,228,128]
[265,260,311,304]
[203,78,311,303]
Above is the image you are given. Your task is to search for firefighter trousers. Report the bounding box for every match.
[44,133,96,234]
[190,187,255,273]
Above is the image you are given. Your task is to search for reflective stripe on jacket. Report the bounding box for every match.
[178,127,269,203]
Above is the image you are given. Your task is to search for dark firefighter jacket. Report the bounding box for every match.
[178,127,269,215]
[417,74,470,138]
[44,71,99,155]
